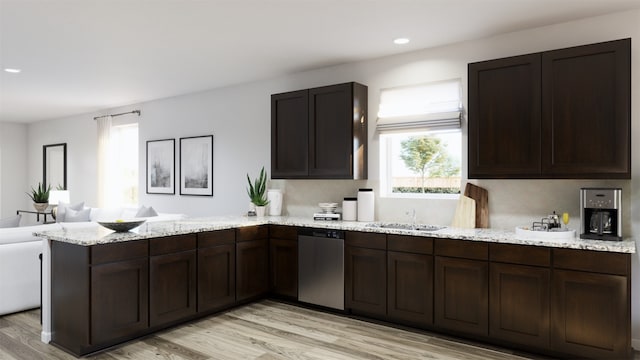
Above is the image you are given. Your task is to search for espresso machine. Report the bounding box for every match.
[580,188,622,241]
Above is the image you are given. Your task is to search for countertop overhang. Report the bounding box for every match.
[34,216,636,254]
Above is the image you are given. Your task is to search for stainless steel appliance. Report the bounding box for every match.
[580,188,622,241]
[298,228,345,310]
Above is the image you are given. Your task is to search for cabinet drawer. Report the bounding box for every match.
[346,231,386,250]
[236,225,269,242]
[150,234,196,256]
[387,235,433,254]
[270,225,298,240]
[435,239,488,260]
[553,248,629,275]
[198,229,235,248]
[91,240,148,265]
[490,243,550,267]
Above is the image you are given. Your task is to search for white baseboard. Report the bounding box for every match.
[41,331,52,343]
[632,338,640,351]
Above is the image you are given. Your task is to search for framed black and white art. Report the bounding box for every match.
[179,135,213,196]
[146,139,175,194]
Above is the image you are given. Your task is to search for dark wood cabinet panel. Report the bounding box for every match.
[551,269,630,359]
[434,256,488,336]
[468,38,630,179]
[149,250,197,327]
[197,243,235,313]
[237,225,269,242]
[553,247,629,275]
[270,238,298,299]
[541,39,631,178]
[468,54,541,178]
[52,240,150,356]
[489,262,549,348]
[345,246,387,317]
[434,239,487,260]
[271,89,309,178]
[91,258,149,345]
[345,231,386,250]
[308,83,367,178]
[236,238,269,302]
[387,251,433,326]
[271,82,367,179]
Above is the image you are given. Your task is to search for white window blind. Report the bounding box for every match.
[377,79,462,132]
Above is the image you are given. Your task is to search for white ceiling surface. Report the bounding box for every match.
[1,0,639,124]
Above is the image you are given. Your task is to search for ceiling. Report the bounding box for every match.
[1,0,639,124]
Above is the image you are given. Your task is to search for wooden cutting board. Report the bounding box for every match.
[464,183,489,228]
[451,195,476,228]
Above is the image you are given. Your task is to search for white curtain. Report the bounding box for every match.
[97,116,113,207]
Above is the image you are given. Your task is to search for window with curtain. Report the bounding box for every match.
[97,118,139,208]
[377,79,462,198]
[110,123,139,206]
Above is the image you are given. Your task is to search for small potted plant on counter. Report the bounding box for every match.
[27,182,51,212]
[246,166,269,217]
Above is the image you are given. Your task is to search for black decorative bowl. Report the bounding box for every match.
[98,219,146,232]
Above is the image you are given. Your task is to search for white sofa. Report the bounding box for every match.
[0,207,185,316]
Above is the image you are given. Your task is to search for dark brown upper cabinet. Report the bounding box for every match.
[468,38,630,179]
[271,82,368,179]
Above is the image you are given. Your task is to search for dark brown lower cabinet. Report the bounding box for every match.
[387,251,433,326]
[489,262,550,348]
[149,235,197,327]
[236,238,269,302]
[551,269,629,359]
[345,246,387,317]
[198,244,236,313]
[434,256,488,336]
[51,240,150,356]
[270,238,298,298]
[91,257,149,345]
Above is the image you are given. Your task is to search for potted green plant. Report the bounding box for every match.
[27,182,51,212]
[246,166,269,217]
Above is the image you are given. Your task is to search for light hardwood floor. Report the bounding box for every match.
[0,300,605,359]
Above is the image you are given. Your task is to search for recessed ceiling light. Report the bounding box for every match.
[393,38,410,45]
[4,68,21,73]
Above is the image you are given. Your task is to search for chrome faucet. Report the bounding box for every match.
[406,209,417,230]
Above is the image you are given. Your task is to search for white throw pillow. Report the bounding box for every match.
[0,214,21,228]
[56,201,84,222]
[64,208,91,222]
[136,206,158,217]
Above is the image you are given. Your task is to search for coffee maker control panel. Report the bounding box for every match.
[584,192,617,209]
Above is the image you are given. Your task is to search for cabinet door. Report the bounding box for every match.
[434,256,488,336]
[91,257,149,345]
[489,263,549,348]
[541,39,630,178]
[387,251,433,326]
[551,269,630,359]
[468,54,541,178]
[345,246,386,317]
[271,89,309,178]
[197,243,235,313]
[308,83,354,178]
[236,239,269,302]
[270,238,298,299]
[150,250,197,327]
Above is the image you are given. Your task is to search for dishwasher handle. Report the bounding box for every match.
[298,228,344,239]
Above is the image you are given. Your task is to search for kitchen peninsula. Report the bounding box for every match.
[37,217,636,359]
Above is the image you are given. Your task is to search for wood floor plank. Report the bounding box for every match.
[4,300,634,359]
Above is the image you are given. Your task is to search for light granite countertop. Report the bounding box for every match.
[34,216,636,254]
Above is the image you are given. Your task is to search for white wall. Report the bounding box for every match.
[21,8,640,346]
[0,122,28,220]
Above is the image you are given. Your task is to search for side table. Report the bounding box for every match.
[17,209,54,223]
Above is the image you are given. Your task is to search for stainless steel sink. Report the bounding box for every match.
[366,223,446,232]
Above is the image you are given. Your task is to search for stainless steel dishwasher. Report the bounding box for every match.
[298,228,345,310]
